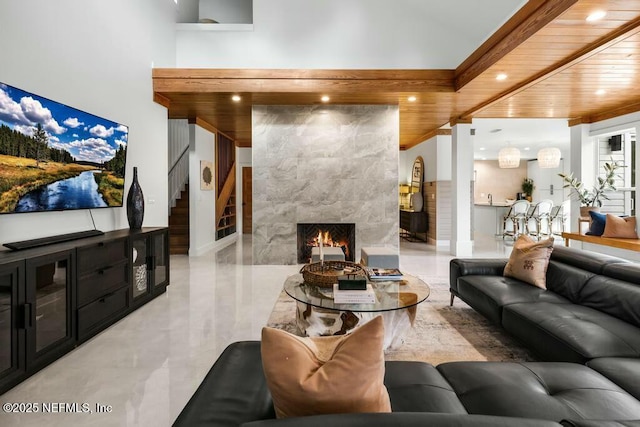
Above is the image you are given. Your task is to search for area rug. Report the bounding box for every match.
[266,278,535,365]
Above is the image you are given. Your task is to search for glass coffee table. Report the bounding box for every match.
[283,273,430,349]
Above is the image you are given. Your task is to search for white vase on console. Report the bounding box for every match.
[410,192,423,212]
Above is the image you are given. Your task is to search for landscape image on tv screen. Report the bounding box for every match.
[0,81,127,214]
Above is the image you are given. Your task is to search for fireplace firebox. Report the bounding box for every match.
[297,223,355,264]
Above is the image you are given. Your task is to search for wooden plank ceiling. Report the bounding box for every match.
[153,0,640,150]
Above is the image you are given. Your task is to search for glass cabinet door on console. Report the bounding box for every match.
[151,231,169,289]
[131,238,149,302]
[25,250,75,370]
[130,230,170,307]
[0,262,24,390]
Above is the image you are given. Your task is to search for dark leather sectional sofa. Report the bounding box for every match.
[173,246,640,426]
[450,245,640,363]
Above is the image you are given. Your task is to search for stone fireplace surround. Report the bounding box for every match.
[252,105,399,265]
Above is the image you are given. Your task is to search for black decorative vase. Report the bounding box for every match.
[127,167,145,229]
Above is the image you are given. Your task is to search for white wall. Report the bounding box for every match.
[177,0,524,68]
[199,0,253,23]
[189,124,217,255]
[179,0,200,23]
[0,0,176,243]
[402,135,452,182]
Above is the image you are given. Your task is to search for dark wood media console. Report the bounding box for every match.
[0,227,169,395]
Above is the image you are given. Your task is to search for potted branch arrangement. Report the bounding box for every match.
[558,159,625,218]
[521,178,534,202]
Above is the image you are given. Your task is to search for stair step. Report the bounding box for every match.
[170,246,189,255]
[169,216,188,225]
[171,207,189,215]
[176,197,189,207]
[170,235,189,245]
[170,225,189,234]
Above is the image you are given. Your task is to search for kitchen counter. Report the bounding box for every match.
[474,202,512,207]
[474,203,511,236]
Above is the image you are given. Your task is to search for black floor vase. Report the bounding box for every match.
[127,167,145,229]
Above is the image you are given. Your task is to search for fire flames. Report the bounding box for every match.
[314,230,350,259]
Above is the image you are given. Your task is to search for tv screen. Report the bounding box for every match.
[0,81,127,214]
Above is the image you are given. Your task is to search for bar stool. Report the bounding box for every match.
[549,201,569,236]
[525,199,554,240]
[502,200,529,240]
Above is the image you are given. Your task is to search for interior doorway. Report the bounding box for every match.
[242,167,252,234]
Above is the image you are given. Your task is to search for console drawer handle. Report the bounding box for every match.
[99,289,119,303]
[98,265,117,275]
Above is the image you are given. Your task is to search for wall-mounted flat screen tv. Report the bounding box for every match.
[0,81,127,214]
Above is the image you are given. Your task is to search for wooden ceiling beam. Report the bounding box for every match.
[455,0,577,90]
[579,101,640,125]
[459,15,640,120]
[402,129,451,151]
[153,92,171,108]
[153,77,455,94]
[152,68,454,81]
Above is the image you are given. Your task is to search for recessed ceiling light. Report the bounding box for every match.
[479,147,486,151]
[523,147,530,151]
[595,89,606,95]
[407,96,417,102]
[496,73,508,81]
[321,95,330,102]
[231,95,241,102]
[586,10,606,22]
[490,128,502,133]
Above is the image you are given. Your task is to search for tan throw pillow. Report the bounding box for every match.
[504,234,554,289]
[602,214,639,238]
[261,316,391,418]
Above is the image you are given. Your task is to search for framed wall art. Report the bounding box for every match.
[200,160,214,190]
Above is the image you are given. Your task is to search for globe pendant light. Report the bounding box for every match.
[498,146,520,168]
[537,147,561,168]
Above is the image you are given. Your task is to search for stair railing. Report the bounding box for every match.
[168,119,190,210]
[216,162,236,225]
[168,146,189,210]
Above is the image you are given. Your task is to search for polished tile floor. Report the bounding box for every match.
[0,233,513,426]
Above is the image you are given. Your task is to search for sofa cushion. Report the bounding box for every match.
[261,316,390,418]
[243,413,564,427]
[585,210,607,236]
[579,276,640,328]
[503,302,640,363]
[561,420,640,427]
[545,260,596,303]
[603,262,640,284]
[437,361,640,422]
[384,361,467,414]
[602,214,639,238]
[504,235,554,288]
[587,358,640,401]
[173,341,275,427]
[457,275,569,325]
[549,245,628,274]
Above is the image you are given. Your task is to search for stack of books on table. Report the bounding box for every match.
[365,267,404,281]
[332,283,376,304]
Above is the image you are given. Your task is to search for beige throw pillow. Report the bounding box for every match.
[504,234,554,289]
[602,214,639,239]
[261,316,391,418]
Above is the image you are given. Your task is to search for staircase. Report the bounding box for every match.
[169,185,189,255]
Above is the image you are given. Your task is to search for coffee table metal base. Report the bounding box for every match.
[294,300,417,350]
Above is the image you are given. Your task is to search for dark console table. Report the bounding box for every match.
[0,227,169,394]
[400,210,428,241]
